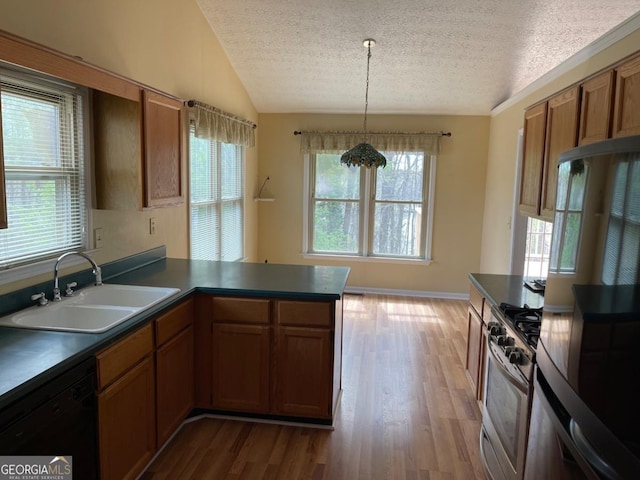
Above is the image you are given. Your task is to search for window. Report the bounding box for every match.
[306,151,434,260]
[189,124,244,261]
[0,68,89,269]
[523,217,552,278]
[549,160,587,273]
[602,154,640,285]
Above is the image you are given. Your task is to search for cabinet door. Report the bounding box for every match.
[212,323,271,413]
[275,326,332,418]
[93,91,143,210]
[0,85,6,229]
[540,87,579,220]
[519,103,547,217]
[465,306,483,399]
[98,355,156,480]
[613,54,640,138]
[579,70,614,145]
[156,325,194,448]
[143,90,183,207]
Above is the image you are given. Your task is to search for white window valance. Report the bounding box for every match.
[298,131,444,155]
[187,100,256,147]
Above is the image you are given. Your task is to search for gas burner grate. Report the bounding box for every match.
[498,302,542,349]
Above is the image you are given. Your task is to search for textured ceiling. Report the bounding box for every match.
[196,0,640,115]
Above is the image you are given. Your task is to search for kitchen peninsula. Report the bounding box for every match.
[0,247,349,479]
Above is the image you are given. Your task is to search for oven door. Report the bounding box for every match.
[481,333,531,480]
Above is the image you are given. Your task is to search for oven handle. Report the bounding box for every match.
[486,335,528,395]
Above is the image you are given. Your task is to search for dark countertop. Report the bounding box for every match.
[469,273,544,310]
[573,283,640,321]
[0,252,350,411]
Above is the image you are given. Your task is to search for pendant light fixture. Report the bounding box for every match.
[340,39,387,168]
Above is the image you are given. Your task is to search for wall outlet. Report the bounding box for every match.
[94,228,103,249]
[149,217,156,235]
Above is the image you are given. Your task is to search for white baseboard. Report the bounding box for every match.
[344,286,469,301]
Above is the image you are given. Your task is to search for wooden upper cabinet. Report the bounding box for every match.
[612,54,640,138]
[519,103,547,217]
[93,89,184,210]
[540,87,579,220]
[142,90,183,208]
[93,91,144,210]
[579,70,615,145]
[0,85,6,230]
[520,87,579,221]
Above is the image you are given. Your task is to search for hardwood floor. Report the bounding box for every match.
[141,294,484,480]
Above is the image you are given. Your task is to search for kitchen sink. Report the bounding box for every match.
[67,284,180,309]
[0,284,180,333]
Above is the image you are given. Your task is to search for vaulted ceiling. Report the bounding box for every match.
[196,0,640,115]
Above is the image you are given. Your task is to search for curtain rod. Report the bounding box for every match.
[186,99,257,129]
[293,130,451,137]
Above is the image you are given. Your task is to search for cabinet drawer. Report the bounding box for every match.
[469,284,484,318]
[276,300,333,328]
[155,298,194,346]
[211,297,270,324]
[96,323,153,389]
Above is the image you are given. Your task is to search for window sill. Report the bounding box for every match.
[0,249,100,287]
[302,253,432,266]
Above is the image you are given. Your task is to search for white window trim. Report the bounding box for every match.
[302,152,436,262]
[0,66,93,286]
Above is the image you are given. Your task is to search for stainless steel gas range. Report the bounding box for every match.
[480,302,541,480]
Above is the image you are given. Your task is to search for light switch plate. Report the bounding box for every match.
[149,217,156,235]
[94,228,103,249]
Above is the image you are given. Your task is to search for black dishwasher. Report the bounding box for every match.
[0,357,98,480]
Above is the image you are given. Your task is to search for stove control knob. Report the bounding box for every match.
[488,323,503,336]
[508,348,522,364]
[498,336,514,347]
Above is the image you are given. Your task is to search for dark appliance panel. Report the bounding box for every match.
[534,135,640,479]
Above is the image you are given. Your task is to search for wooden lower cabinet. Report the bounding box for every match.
[96,299,195,479]
[275,326,332,418]
[196,294,343,423]
[156,325,194,447]
[212,323,271,413]
[97,355,156,480]
[466,306,484,399]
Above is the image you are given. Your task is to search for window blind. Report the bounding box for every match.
[0,72,86,268]
[602,155,640,284]
[189,123,243,261]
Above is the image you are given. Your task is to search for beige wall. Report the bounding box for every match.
[0,0,259,292]
[258,114,490,294]
[4,1,637,295]
[480,27,640,274]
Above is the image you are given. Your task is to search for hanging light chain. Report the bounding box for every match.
[363,40,374,141]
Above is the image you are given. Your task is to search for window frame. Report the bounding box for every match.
[188,121,245,262]
[303,151,436,263]
[0,65,93,285]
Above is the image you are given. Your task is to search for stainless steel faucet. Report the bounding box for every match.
[53,252,103,301]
